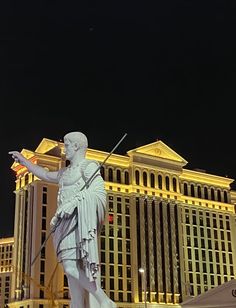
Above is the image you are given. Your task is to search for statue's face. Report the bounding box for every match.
[64,138,75,161]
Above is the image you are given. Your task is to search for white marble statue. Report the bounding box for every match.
[9,131,117,308]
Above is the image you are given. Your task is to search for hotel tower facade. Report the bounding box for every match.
[7,137,236,307]
[0,237,14,307]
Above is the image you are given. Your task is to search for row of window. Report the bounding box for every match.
[0,246,13,252]
[102,168,229,205]
[103,167,179,192]
[189,275,235,296]
[100,264,131,277]
[188,262,234,275]
[187,237,232,252]
[100,251,131,265]
[186,225,231,237]
[187,248,233,263]
[185,215,230,230]
[100,237,131,252]
[0,260,12,265]
[101,277,132,291]
[183,183,228,203]
[1,253,13,260]
[0,266,12,272]
[101,226,130,238]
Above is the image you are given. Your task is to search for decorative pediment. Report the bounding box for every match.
[127,140,188,165]
[35,138,60,154]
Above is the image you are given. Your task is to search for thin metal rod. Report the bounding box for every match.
[31,133,128,266]
[31,230,54,266]
[81,132,127,190]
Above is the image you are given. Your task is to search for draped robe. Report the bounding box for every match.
[51,159,106,307]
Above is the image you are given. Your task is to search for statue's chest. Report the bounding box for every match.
[59,166,83,186]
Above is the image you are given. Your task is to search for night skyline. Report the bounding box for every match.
[1,0,236,237]
[1,121,236,238]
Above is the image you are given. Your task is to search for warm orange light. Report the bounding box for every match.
[108,214,113,223]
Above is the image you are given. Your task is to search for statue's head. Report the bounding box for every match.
[64,132,88,149]
[63,132,88,160]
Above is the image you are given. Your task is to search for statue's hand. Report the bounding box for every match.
[57,207,74,219]
[56,193,82,219]
[50,215,59,229]
[56,201,77,219]
[8,151,26,165]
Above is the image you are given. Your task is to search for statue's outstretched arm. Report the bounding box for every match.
[9,150,59,183]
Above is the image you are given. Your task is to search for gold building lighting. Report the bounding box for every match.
[0,237,14,307]
[7,137,236,308]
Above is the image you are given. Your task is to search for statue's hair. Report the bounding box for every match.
[64,132,88,149]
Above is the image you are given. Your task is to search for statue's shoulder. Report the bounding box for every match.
[80,159,100,179]
[81,158,99,169]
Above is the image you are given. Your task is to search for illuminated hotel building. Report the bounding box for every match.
[0,237,14,307]
[8,138,236,307]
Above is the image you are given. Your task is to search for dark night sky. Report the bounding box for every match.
[1,1,236,237]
